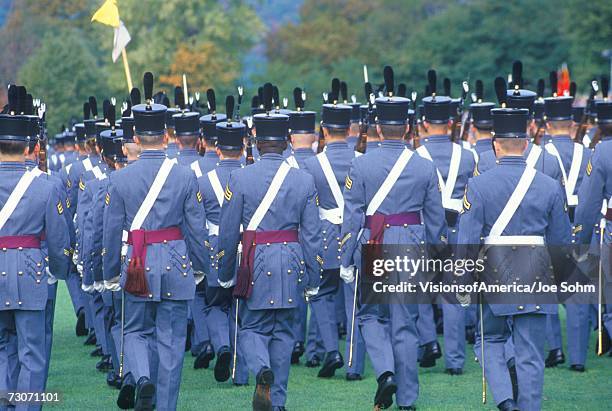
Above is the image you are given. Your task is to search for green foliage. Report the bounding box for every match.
[18,27,107,133]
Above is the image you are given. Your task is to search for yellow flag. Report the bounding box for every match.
[91,0,120,28]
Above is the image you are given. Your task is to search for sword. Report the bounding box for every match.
[119,288,125,379]
[597,219,605,356]
[348,268,359,367]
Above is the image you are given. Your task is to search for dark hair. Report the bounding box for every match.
[177,134,199,148]
[378,124,406,139]
[256,140,287,155]
[599,123,612,137]
[136,133,165,147]
[0,140,28,155]
[324,127,348,139]
[219,148,242,158]
[474,123,493,132]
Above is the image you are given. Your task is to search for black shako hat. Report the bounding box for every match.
[173,111,200,136]
[132,72,167,136]
[422,69,451,124]
[492,108,530,138]
[253,83,289,140]
[216,95,245,150]
[289,87,316,134]
[544,96,573,121]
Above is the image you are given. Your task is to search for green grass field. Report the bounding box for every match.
[46,283,611,410]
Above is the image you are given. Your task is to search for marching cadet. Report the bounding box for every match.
[195,89,226,177]
[470,80,496,157]
[285,88,317,364]
[174,88,202,167]
[359,104,381,152]
[458,83,571,411]
[164,91,180,159]
[416,69,476,375]
[346,92,362,151]
[542,83,592,371]
[216,82,322,411]
[340,68,447,410]
[103,72,208,411]
[0,85,70,407]
[575,97,612,356]
[302,81,353,379]
[196,95,244,383]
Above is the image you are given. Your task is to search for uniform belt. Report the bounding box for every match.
[568,206,576,224]
[127,227,183,246]
[0,235,42,249]
[606,208,612,221]
[234,229,299,299]
[364,212,421,245]
[319,207,343,225]
[483,235,545,246]
[445,209,459,228]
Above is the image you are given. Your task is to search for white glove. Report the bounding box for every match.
[340,265,355,283]
[93,281,105,293]
[46,267,57,285]
[76,263,84,276]
[104,276,122,292]
[81,283,94,293]
[194,271,206,285]
[218,278,235,289]
[72,251,80,267]
[305,287,319,298]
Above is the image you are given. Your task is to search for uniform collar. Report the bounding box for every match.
[498,155,526,166]
[179,148,198,156]
[218,159,242,168]
[367,141,381,148]
[546,134,572,143]
[602,135,612,141]
[293,148,315,158]
[380,140,406,149]
[260,153,284,161]
[204,151,218,159]
[25,159,37,168]
[138,150,166,159]
[422,134,450,143]
[0,161,27,171]
[475,138,492,148]
[347,135,358,143]
[325,140,349,150]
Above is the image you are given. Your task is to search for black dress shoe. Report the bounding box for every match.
[194,343,215,369]
[545,348,565,367]
[399,406,416,410]
[305,356,320,368]
[291,341,305,364]
[96,355,113,372]
[374,372,397,410]
[117,374,136,409]
[345,373,362,381]
[134,377,155,411]
[508,363,518,401]
[445,368,463,376]
[75,308,87,337]
[569,364,585,372]
[214,346,232,382]
[272,407,287,411]
[84,330,97,346]
[106,371,122,389]
[317,351,344,378]
[419,341,441,368]
[233,382,249,387]
[253,367,274,411]
[465,325,476,345]
[90,346,103,357]
[497,398,519,411]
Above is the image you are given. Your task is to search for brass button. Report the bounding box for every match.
[146,267,151,272]
[403,224,408,227]
[167,292,172,297]
[166,266,171,271]
[2,248,6,252]
[287,269,292,273]
[251,281,255,285]
[336,237,340,241]
[163,240,168,244]
[182,255,186,260]
[18,247,23,251]
[267,271,272,276]
[298,278,302,283]
[322,230,326,234]
[535,305,541,310]
[18,271,23,276]
[36,279,41,284]
[4,301,9,306]
[300,261,304,265]
[183,273,187,277]
[324,246,328,250]
[288,298,293,303]
[37,262,42,267]
[385,224,390,228]
[337,256,341,260]
[518,305,524,310]
[266,242,270,246]
[36,271,41,275]
[18,301,22,305]
[182,264,187,269]
[148,294,153,298]
[269,300,274,305]
[1,272,5,276]
[283,241,287,245]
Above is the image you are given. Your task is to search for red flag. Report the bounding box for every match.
[558,63,570,96]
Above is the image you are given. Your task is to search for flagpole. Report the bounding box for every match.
[121,48,133,92]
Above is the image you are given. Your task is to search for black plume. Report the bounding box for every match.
[569,81,577,98]
[273,86,280,108]
[162,95,170,107]
[549,71,558,96]
[207,89,216,113]
[364,82,373,101]
[143,72,153,102]
[83,102,90,120]
[257,87,264,106]
[397,83,407,98]
[602,76,609,99]
[383,65,394,96]
[7,85,17,113]
[340,81,348,102]
[89,96,98,118]
[130,88,141,106]
[251,96,259,108]
[475,80,483,101]
[17,86,26,114]
[174,86,184,109]
[226,95,235,121]
[263,82,273,112]
[427,69,437,95]
[102,99,111,121]
[443,78,451,97]
[108,103,116,128]
[122,100,131,117]
[537,79,545,98]
[293,87,303,109]
[512,60,523,88]
[331,78,340,103]
[494,77,507,106]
